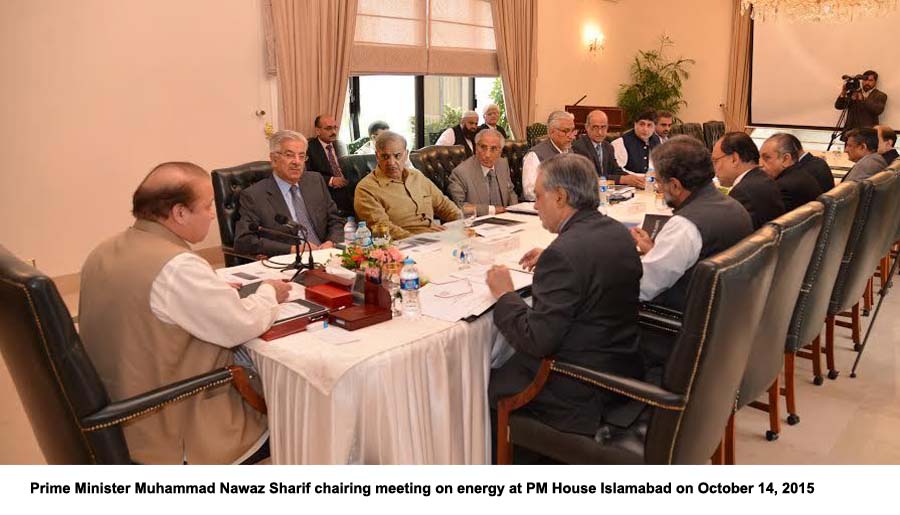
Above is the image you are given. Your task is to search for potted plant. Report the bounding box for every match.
[616,35,695,123]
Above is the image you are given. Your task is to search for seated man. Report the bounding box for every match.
[354,131,460,240]
[843,128,888,182]
[486,153,644,437]
[521,110,577,200]
[876,125,899,166]
[435,110,479,157]
[447,128,518,216]
[235,130,344,257]
[572,109,644,188]
[759,133,824,211]
[792,138,836,194]
[354,120,389,155]
[712,132,785,230]
[611,109,661,175]
[652,110,674,144]
[630,136,753,313]
[79,162,291,464]
[307,114,349,190]
[477,103,508,139]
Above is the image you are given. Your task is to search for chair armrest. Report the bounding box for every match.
[221,246,263,263]
[80,366,259,432]
[551,361,686,411]
[639,302,683,334]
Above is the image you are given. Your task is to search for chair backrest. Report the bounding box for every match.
[0,246,130,464]
[645,227,779,464]
[702,121,726,151]
[408,145,468,194]
[679,122,705,143]
[502,140,529,197]
[337,154,378,217]
[785,182,861,351]
[526,123,548,147]
[738,202,824,407]
[210,161,272,267]
[829,171,900,315]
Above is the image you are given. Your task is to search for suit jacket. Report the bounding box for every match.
[446,155,518,215]
[835,88,888,131]
[728,167,786,230]
[775,164,824,212]
[489,209,644,435]
[883,148,899,167]
[843,152,889,183]
[571,134,626,182]
[307,137,352,213]
[796,153,835,193]
[234,172,344,257]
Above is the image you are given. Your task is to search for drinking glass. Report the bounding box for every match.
[462,205,477,228]
[372,222,391,247]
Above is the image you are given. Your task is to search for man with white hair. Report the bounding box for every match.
[477,103,508,139]
[436,110,480,156]
[448,128,518,215]
[520,111,577,200]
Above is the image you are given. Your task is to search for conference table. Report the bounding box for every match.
[217,191,670,464]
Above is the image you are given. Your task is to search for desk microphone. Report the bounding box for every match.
[247,222,302,242]
[273,215,316,279]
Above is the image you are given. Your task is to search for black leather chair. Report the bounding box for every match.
[723,203,823,462]
[211,161,272,267]
[702,121,726,151]
[0,245,265,464]
[824,171,900,379]
[679,122,705,143]
[337,153,377,217]
[408,145,468,195]
[496,227,780,464]
[502,140,529,198]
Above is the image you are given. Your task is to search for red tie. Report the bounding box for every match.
[326,144,344,178]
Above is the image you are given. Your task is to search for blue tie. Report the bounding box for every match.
[289,185,321,245]
[595,143,605,174]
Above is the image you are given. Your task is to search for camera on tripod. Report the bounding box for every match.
[842,74,865,93]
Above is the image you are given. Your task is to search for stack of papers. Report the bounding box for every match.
[419,266,532,322]
[506,202,538,215]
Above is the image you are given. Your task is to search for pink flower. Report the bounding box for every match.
[388,247,404,262]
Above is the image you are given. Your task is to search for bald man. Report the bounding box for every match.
[79,162,290,464]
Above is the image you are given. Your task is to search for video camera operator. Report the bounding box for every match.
[835,70,887,137]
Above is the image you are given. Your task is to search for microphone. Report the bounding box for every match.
[248,222,302,242]
[274,214,308,237]
[272,216,315,279]
[573,95,587,106]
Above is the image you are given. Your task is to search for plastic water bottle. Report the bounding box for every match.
[645,166,656,194]
[598,175,609,214]
[399,258,421,319]
[343,217,357,246]
[355,221,372,249]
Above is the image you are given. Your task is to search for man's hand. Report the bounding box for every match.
[620,174,646,189]
[329,177,349,188]
[263,279,292,303]
[486,265,515,299]
[424,225,447,232]
[851,91,864,102]
[630,227,654,255]
[519,247,543,272]
[318,241,335,249]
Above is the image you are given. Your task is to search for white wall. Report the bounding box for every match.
[0,0,276,276]
[534,0,733,125]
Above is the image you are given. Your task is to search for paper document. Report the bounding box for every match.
[314,327,360,345]
[506,202,538,215]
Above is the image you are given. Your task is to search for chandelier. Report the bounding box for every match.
[741,0,898,22]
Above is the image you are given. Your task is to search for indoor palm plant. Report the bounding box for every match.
[617,35,694,123]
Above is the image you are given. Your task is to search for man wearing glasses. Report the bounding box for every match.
[354,131,460,240]
[520,111,577,200]
[234,130,345,257]
[447,128,518,216]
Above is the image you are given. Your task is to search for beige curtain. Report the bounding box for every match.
[271,0,358,134]
[723,0,752,132]
[491,0,537,140]
[262,0,278,76]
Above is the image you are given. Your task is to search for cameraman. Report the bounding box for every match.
[835,70,888,135]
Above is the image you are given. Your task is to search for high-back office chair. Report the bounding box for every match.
[409,145,468,195]
[702,121,726,151]
[0,245,265,464]
[210,161,271,267]
[496,228,779,464]
[336,154,377,217]
[502,140,530,198]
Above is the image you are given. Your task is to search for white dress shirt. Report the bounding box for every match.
[435,127,474,153]
[639,215,703,301]
[521,140,567,201]
[150,253,280,348]
[611,137,655,173]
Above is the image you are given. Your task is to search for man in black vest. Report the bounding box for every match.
[712,132,785,230]
[435,110,479,156]
[520,110,577,200]
[572,109,645,188]
[759,133,824,209]
[630,136,753,313]
[611,109,660,175]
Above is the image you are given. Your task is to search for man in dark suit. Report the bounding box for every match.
[306,114,351,212]
[234,130,344,257]
[447,128,518,215]
[843,128,888,182]
[572,109,645,188]
[794,148,836,194]
[876,125,899,167]
[486,153,644,437]
[712,132,785,230]
[834,70,888,135]
[760,133,824,211]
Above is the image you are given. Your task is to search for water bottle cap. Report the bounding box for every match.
[403,258,415,265]
[358,221,366,227]
[347,217,355,222]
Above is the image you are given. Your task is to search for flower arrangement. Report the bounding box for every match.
[340,244,405,271]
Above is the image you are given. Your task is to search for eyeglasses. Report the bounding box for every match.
[477,144,502,153]
[275,151,308,161]
[711,153,730,163]
[553,127,578,135]
[377,152,406,161]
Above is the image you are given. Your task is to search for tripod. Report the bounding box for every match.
[827,101,851,151]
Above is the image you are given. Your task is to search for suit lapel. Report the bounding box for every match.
[265,176,293,221]
[298,173,322,237]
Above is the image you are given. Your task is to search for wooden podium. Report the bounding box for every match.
[565,105,626,133]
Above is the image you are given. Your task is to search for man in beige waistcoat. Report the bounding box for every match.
[79,161,290,464]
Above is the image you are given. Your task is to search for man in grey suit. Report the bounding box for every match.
[843,128,888,183]
[234,130,344,257]
[447,128,518,215]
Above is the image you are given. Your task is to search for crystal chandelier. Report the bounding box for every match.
[741,0,898,22]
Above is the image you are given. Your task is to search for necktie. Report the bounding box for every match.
[289,185,321,245]
[595,143,605,174]
[487,169,502,206]
[326,143,344,178]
